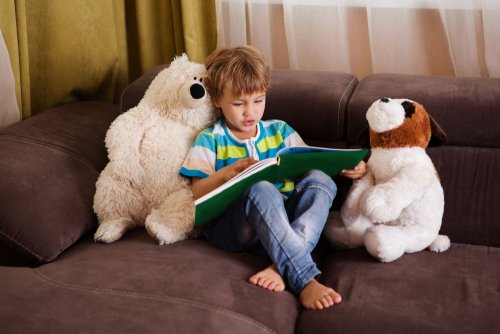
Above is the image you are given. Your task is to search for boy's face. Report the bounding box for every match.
[215,88,266,140]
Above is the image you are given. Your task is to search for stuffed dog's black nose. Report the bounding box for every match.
[381,97,390,103]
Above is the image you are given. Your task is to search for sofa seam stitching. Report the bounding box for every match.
[346,77,363,144]
[32,269,276,334]
[338,75,357,142]
[1,134,96,170]
[0,230,44,262]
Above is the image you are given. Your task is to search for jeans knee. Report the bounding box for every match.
[243,180,284,216]
[301,170,337,198]
[246,180,277,197]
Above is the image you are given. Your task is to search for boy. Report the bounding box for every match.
[180,46,366,309]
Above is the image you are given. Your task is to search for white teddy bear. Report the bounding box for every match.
[93,54,215,245]
[326,97,450,262]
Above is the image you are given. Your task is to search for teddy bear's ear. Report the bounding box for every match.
[357,127,371,148]
[428,114,448,147]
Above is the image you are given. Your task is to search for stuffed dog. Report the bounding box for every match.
[326,97,450,262]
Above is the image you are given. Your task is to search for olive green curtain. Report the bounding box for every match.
[0,0,216,119]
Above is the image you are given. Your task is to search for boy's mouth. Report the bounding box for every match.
[243,119,255,127]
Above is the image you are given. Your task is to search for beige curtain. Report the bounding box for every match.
[216,0,500,79]
[0,28,20,131]
[0,0,216,119]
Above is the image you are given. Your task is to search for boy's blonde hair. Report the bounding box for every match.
[204,45,271,103]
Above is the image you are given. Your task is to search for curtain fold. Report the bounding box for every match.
[216,0,500,80]
[0,0,216,119]
[181,0,217,63]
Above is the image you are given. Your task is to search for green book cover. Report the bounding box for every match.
[194,146,368,227]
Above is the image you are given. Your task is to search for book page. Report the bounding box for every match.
[235,157,276,179]
[195,157,277,205]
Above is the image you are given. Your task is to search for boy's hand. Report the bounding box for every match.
[223,158,257,181]
[192,158,257,200]
[340,161,367,180]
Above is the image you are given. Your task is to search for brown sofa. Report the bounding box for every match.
[1,65,499,334]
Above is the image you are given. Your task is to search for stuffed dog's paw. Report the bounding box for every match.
[364,226,406,262]
[363,186,402,223]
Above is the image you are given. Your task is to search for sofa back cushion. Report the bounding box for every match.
[121,66,358,149]
[121,65,167,113]
[265,69,357,147]
[347,74,500,247]
[347,73,500,148]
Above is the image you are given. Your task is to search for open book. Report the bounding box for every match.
[194,146,368,227]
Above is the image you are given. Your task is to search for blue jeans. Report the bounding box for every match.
[203,170,337,295]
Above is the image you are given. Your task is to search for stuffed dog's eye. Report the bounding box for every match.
[402,101,415,118]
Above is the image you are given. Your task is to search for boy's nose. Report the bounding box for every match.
[243,105,253,116]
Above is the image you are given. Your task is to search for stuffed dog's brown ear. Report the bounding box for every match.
[428,114,448,147]
[357,127,371,148]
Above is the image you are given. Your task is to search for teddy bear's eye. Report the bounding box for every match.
[199,78,203,82]
[194,77,197,80]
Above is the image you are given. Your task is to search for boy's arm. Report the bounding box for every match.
[192,158,257,199]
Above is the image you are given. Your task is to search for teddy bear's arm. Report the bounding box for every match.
[104,108,146,186]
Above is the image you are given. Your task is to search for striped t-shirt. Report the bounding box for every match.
[179,118,305,193]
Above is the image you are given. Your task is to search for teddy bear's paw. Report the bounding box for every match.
[94,218,134,243]
[364,227,405,262]
[145,220,190,245]
[428,234,451,253]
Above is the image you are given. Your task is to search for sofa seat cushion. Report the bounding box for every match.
[297,244,500,334]
[0,230,301,334]
[0,102,121,264]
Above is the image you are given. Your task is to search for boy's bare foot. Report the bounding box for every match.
[249,265,285,292]
[299,279,342,310]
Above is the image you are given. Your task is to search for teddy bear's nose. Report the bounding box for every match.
[190,83,206,100]
[381,97,390,103]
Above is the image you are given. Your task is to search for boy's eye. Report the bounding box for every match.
[255,100,263,104]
